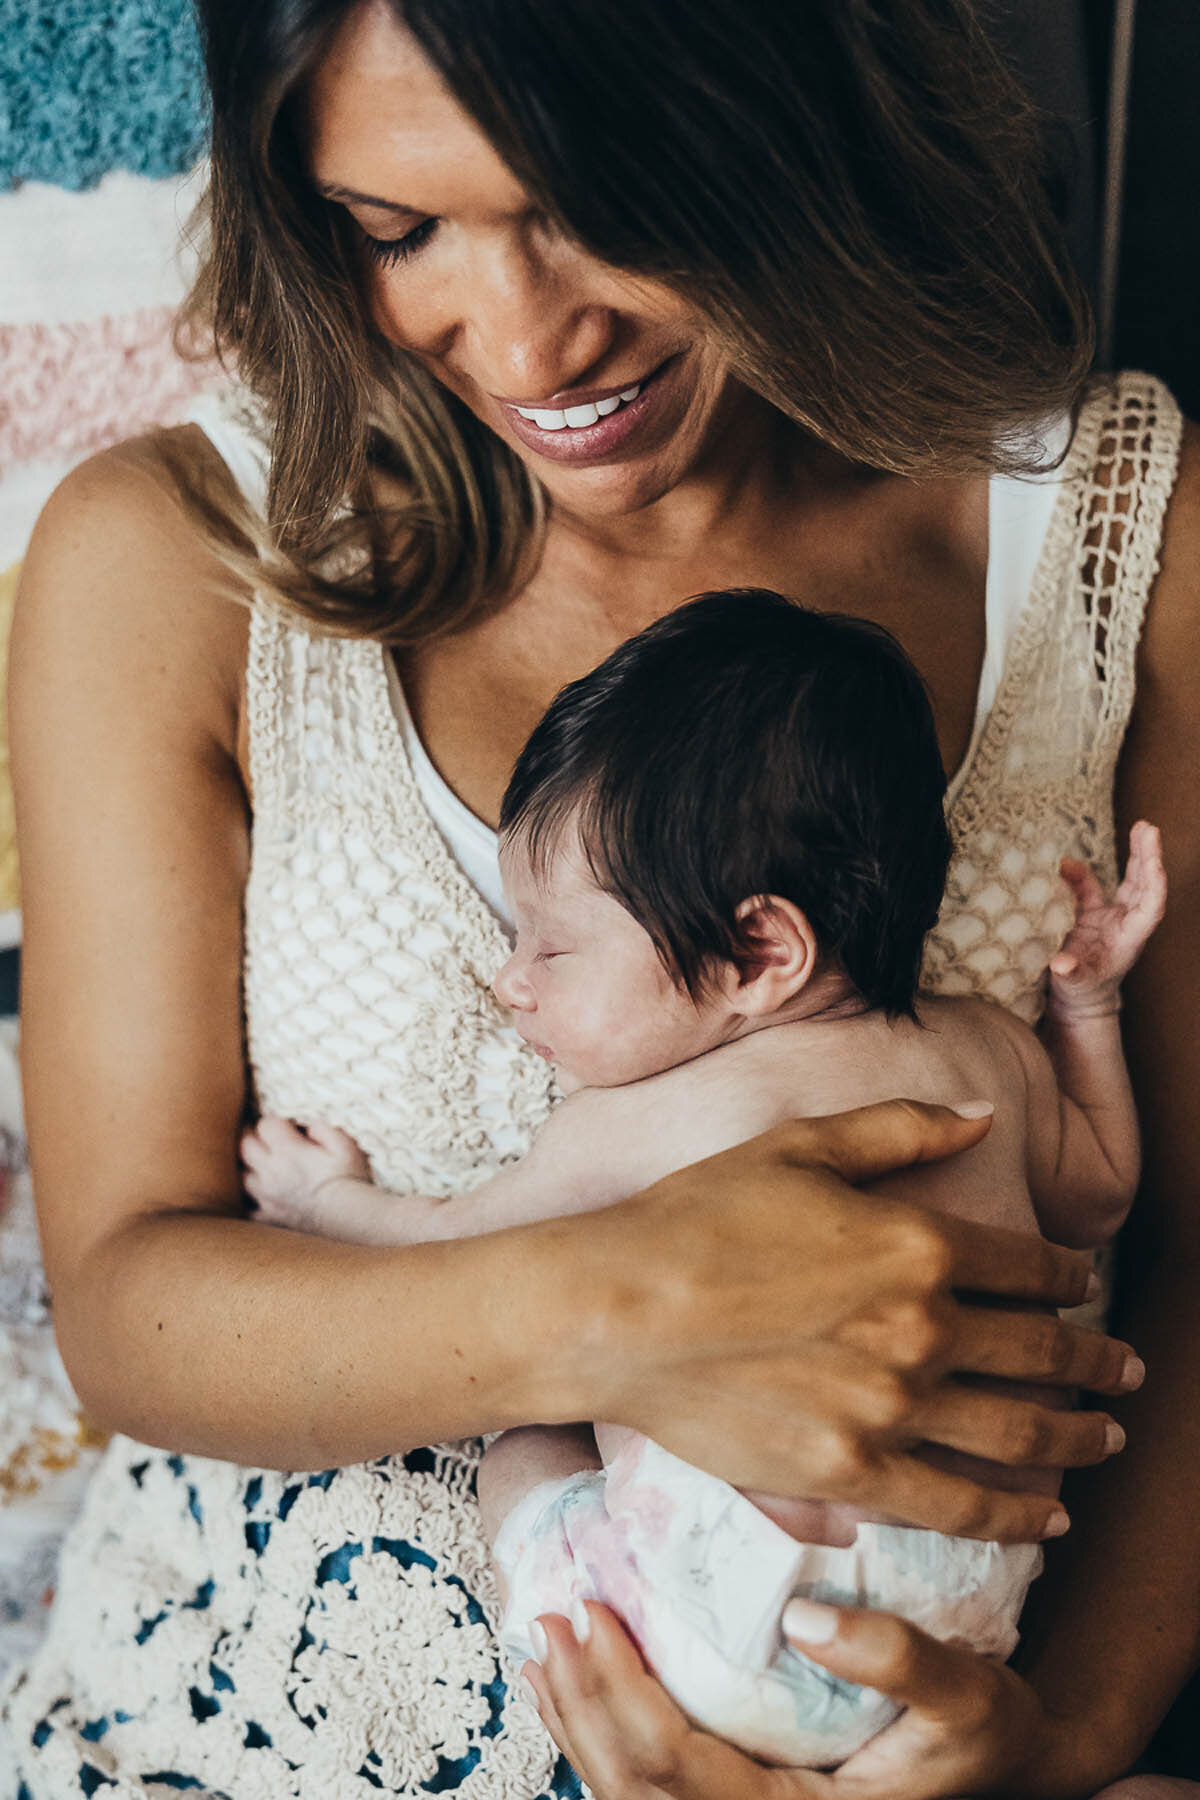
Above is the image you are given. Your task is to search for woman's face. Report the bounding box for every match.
[303,0,749,521]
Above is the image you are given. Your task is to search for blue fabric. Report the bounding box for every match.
[0,0,208,191]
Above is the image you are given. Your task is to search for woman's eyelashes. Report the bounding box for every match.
[360,216,438,268]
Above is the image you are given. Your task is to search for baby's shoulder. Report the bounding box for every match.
[916,990,1033,1044]
[914,992,1047,1091]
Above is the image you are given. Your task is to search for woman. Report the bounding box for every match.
[3,0,1197,1794]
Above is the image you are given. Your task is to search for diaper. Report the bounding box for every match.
[493,1435,1042,1768]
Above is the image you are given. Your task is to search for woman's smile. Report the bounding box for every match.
[496,356,678,465]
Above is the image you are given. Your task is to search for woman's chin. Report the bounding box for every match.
[535,454,699,525]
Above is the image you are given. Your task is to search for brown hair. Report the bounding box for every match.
[182,0,1093,641]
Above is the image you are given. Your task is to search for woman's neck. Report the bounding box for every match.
[548,394,877,573]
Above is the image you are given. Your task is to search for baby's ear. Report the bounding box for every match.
[725,894,818,1015]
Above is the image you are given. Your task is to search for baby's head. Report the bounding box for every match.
[493,589,952,1087]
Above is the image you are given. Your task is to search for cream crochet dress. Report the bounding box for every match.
[0,372,1181,1798]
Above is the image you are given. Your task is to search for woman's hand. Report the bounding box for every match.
[574,1099,1142,1544]
[521,1601,1078,1800]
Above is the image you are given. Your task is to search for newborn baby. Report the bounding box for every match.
[243,589,1164,1767]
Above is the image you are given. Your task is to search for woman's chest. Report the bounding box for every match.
[399,525,990,829]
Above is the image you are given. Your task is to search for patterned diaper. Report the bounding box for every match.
[493,1434,1042,1768]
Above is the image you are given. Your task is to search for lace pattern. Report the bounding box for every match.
[0,373,1181,1797]
[925,373,1181,1019]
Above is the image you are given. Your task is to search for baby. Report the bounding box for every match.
[242,589,1164,1766]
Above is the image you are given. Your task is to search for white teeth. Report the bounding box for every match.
[514,380,643,431]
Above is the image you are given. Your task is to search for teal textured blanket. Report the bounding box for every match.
[0,0,208,190]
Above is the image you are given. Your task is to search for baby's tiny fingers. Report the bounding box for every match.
[305,1122,371,1174]
[1126,827,1167,913]
[239,1130,268,1171]
[307,1121,353,1151]
[242,1168,275,1210]
[255,1115,308,1152]
[1059,858,1106,911]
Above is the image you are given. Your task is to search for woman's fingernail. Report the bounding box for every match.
[570,1598,591,1645]
[519,1674,541,1714]
[1042,1507,1070,1539]
[529,1619,549,1662]
[1121,1355,1146,1390]
[1084,1269,1102,1301]
[782,1598,839,1644]
[1104,1420,1126,1454]
[950,1100,995,1119]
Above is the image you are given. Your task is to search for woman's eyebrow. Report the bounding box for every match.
[315,180,417,214]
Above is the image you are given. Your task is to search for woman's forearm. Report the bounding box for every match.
[58,1206,597,1469]
[1016,1247,1200,1787]
[50,1106,1133,1543]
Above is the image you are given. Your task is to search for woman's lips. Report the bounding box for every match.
[500,360,673,465]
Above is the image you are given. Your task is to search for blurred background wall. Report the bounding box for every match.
[997,0,1200,418]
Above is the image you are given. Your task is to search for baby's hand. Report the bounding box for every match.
[241,1116,371,1233]
[1049,821,1166,1017]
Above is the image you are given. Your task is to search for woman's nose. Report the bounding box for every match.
[458,229,617,403]
[492,953,535,1012]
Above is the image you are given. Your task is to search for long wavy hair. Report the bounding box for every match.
[179,0,1094,642]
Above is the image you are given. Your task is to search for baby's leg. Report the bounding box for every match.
[478,1424,603,1614]
[477,1424,601,1544]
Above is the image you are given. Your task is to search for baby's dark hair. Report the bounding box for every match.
[499,589,953,1017]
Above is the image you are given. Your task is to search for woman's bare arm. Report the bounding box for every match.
[1011,419,1200,1786]
[11,439,583,1468]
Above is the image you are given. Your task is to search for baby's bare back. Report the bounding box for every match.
[606,993,1041,1237]
[589,994,1061,1539]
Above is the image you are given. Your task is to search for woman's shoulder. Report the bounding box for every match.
[1129,410,1200,720]
[16,427,251,754]
[1149,411,1200,620]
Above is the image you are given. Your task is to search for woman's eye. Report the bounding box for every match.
[360,217,438,269]
[534,951,562,964]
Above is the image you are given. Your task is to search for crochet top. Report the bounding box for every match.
[1,372,1181,1799]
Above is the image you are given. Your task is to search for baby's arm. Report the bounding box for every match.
[1022,822,1166,1248]
[241,1071,743,1246]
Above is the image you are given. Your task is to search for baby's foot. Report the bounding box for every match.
[1049,821,1166,1018]
[240,1116,372,1233]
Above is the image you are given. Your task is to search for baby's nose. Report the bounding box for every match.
[492,954,534,1011]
